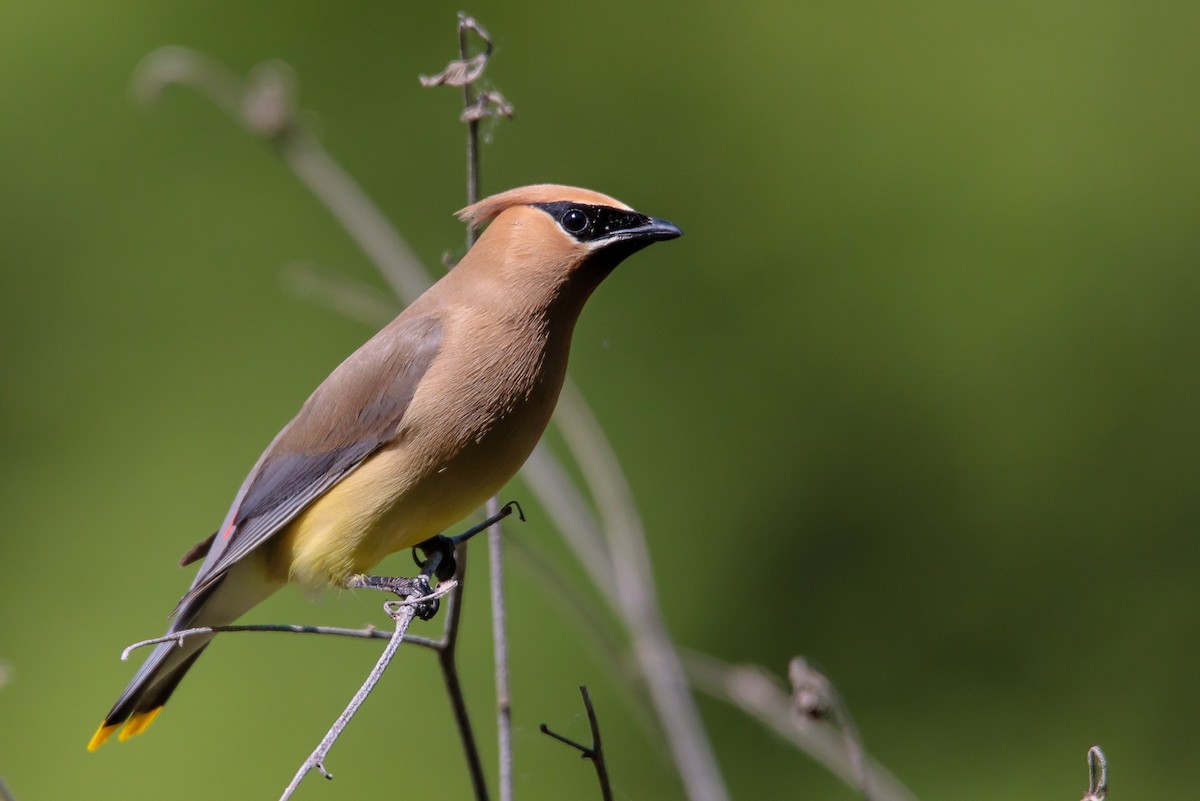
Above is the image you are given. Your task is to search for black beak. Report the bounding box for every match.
[600,216,683,245]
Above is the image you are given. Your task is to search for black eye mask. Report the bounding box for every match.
[533,201,653,243]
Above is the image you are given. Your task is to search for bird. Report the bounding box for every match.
[88,184,681,750]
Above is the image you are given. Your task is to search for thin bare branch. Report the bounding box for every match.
[423,16,514,801]
[131,46,243,118]
[277,575,455,801]
[1081,746,1107,801]
[519,443,617,589]
[502,529,679,773]
[487,496,514,801]
[277,605,413,799]
[455,12,491,227]
[119,622,441,661]
[435,546,491,801]
[539,686,614,801]
[281,262,401,328]
[580,686,614,801]
[788,657,870,797]
[281,130,432,303]
[684,652,917,801]
[133,46,432,305]
[554,380,729,801]
[0,777,16,801]
[503,533,627,676]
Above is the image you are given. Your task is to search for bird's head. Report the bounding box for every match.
[455,184,681,302]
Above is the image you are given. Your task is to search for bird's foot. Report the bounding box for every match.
[344,573,439,620]
[411,500,526,582]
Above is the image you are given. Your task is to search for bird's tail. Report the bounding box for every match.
[88,636,212,750]
[87,581,220,751]
[89,558,281,750]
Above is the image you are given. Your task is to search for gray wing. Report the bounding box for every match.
[173,315,442,614]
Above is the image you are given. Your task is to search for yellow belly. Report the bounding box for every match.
[268,396,550,590]
[269,444,494,589]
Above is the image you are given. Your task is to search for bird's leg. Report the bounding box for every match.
[412,500,526,582]
[344,501,525,621]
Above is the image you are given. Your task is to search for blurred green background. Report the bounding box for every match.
[2,1,1198,799]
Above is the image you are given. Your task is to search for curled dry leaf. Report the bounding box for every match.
[419,54,488,88]
[461,90,515,122]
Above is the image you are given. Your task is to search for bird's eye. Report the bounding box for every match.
[561,207,589,234]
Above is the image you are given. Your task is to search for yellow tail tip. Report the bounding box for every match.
[118,707,163,741]
[88,722,120,751]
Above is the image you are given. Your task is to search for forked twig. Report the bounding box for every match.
[539,686,613,801]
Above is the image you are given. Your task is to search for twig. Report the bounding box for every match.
[281,127,433,302]
[539,686,613,801]
[1081,746,1107,801]
[277,560,454,801]
[684,651,916,801]
[578,686,612,801]
[0,777,16,801]
[277,604,414,800]
[424,15,514,801]
[554,380,730,801]
[435,546,491,801]
[458,14,484,245]
[788,657,870,799]
[132,47,432,306]
[117,561,487,801]
[487,495,514,801]
[519,443,617,591]
[117,571,489,797]
[467,19,515,800]
[281,261,401,328]
[120,622,440,661]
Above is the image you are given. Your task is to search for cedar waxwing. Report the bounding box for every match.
[89,184,681,750]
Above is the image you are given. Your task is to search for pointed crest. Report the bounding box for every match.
[457,184,632,229]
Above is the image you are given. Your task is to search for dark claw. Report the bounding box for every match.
[405,573,439,620]
[409,593,440,621]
